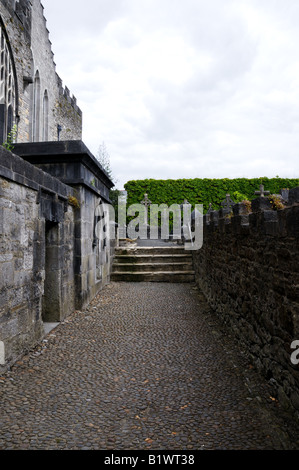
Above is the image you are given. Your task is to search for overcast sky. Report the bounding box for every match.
[42,0,299,189]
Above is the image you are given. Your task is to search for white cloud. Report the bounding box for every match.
[42,0,299,188]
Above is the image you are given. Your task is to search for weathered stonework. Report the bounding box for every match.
[193,191,299,416]
[13,141,115,308]
[0,2,115,374]
[0,141,114,373]
[0,0,82,144]
[0,145,75,369]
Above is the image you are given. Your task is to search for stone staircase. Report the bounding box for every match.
[111,245,195,283]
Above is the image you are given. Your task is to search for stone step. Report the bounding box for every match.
[113,254,193,264]
[115,246,192,256]
[112,245,195,283]
[110,271,195,283]
[112,262,193,273]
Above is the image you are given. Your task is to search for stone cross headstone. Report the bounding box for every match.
[205,203,214,223]
[141,193,151,226]
[254,184,270,198]
[221,194,234,211]
[207,203,214,214]
[180,199,190,210]
[252,185,272,212]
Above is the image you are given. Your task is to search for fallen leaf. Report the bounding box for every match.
[145,438,153,444]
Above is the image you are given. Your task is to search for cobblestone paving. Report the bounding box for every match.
[1,282,299,450]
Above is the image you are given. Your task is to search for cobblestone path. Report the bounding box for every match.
[1,282,299,450]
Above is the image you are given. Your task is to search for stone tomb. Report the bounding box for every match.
[0,141,114,371]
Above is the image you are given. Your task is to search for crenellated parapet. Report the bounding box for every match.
[0,0,83,142]
[201,185,299,239]
[193,184,299,418]
[56,73,82,117]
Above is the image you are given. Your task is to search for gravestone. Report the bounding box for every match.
[288,187,299,205]
[141,193,152,237]
[220,194,234,217]
[252,185,272,212]
[280,188,289,204]
[254,184,270,198]
[141,193,151,226]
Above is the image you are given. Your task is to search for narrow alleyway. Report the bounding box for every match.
[0,282,298,450]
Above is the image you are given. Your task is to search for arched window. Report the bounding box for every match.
[0,22,17,145]
[33,70,41,142]
[42,89,49,141]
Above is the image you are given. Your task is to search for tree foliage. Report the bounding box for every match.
[96,141,116,184]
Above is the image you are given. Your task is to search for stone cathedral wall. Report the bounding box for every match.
[0,0,82,143]
[0,1,114,375]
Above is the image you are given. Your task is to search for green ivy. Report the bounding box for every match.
[124,177,299,213]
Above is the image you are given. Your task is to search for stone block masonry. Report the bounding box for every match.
[13,141,116,308]
[0,140,114,373]
[0,1,114,374]
[0,145,76,370]
[193,189,299,416]
[0,0,82,144]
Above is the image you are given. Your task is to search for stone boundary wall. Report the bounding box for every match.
[193,188,299,416]
[0,142,115,373]
[0,146,76,371]
[0,145,75,200]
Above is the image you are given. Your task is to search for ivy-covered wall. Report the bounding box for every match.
[124,177,299,213]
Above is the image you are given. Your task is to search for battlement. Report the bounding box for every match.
[40,1,83,119]
[56,73,82,117]
[193,184,299,416]
[201,186,299,239]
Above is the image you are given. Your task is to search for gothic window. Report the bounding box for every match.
[33,70,41,142]
[42,89,49,141]
[0,24,17,145]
